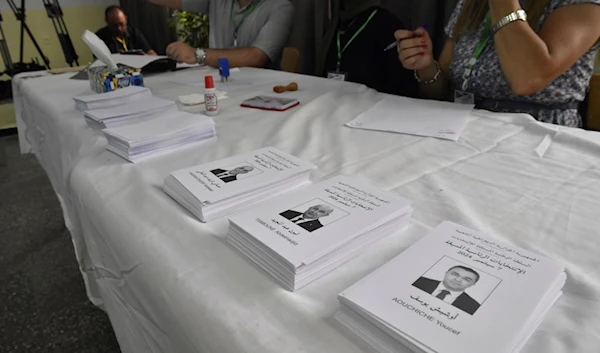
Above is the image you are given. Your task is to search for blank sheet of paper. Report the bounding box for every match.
[346,96,474,141]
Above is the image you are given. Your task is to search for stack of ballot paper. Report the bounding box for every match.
[227,175,413,291]
[73,86,152,111]
[164,147,316,222]
[84,97,178,129]
[103,111,216,162]
[335,221,566,353]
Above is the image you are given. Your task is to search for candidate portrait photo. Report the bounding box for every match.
[210,165,256,183]
[279,199,348,233]
[412,257,502,316]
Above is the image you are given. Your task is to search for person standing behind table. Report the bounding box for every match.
[95,6,157,55]
[320,0,418,97]
[395,0,600,127]
[147,0,294,69]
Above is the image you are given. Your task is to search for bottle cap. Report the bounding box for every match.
[205,75,215,89]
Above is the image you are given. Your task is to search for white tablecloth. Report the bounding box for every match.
[15,68,600,353]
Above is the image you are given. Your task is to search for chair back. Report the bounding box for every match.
[281,47,300,73]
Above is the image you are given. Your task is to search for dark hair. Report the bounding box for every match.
[447,265,480,282]
[105,5,124,20]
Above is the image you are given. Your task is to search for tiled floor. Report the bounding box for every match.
[0,134,121,352]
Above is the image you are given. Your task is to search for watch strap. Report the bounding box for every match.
[195,48,207,66]
[491,9,527,35]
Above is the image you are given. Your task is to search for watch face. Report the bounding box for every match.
[195,49,205,65]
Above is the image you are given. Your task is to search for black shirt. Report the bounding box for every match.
[323,7,418,97]
[95,26,153,54]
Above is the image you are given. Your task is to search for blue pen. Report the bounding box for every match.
[384,24,429,52]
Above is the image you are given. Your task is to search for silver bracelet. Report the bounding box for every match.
[491,9,527,35]
[414,60,441,85]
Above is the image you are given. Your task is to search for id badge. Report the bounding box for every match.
[454,90,475,104]
[327,71,348,81]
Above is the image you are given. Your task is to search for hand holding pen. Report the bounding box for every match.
[385,26,433,71]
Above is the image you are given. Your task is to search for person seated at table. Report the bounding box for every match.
[147,0,294,68]
[320,0,418,97]
[395,0,600,127]
[95,6,157,55]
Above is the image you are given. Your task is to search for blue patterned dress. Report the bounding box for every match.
[445,0,600,127]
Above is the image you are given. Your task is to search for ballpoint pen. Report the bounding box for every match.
[384,24,429,52]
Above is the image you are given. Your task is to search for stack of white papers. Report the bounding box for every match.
[73,86,152,111]
[346,96,474,141]
[164,147,316,222]
[227,175,413,291]
[336,221,566,353]
[103,111,216,163]
[84,97,178,129]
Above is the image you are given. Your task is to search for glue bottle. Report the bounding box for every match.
[204,75,219,116]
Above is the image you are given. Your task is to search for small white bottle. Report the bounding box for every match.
[204,75,219,116]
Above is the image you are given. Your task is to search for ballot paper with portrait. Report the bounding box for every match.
[163,147,315,223]
[335,221,566,353]
[227,175,413,291]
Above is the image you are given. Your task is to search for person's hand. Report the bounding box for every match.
[166,41,196,64]
[395,27,433,71]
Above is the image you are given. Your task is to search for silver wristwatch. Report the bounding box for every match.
[491,9,527,35]
[195,48,207,66]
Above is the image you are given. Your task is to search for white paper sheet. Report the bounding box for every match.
[90,54,173,69]
[73,86,152,111]
[103,111,214,142]
[346,97,473,141]
[84,97,176,121]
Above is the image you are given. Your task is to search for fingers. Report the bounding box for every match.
[166,43,176,58]
[413,27,429,38]
[399,46,428,62]
[403,53,431,69]
[166,41,184,59]
[394,29,414,41]
[398,36,430,51]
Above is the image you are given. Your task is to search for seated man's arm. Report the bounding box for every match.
[166,1,294,68]
[204,47,268,68]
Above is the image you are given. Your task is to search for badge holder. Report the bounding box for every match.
[454,64,475,105]
[328,60,348,81]
[327,71,348,81]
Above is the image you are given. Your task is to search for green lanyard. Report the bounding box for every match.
[336,9,378,71]
[230,0,263,47]
[461,14,492,91]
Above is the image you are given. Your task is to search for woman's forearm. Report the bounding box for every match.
[488,0,557,95]
[417,62,450,100]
